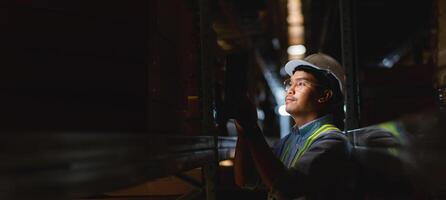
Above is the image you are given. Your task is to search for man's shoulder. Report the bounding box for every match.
[312,128,349,145]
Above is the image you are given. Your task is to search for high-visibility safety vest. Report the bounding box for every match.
[378,121,401,139]
[280,124,340,167]
[378,121,403,156]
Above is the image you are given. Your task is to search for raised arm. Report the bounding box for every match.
[233,96,285,188]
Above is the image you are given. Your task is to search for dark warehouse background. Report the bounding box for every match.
[0,0,446,199]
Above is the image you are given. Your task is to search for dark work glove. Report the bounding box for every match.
[234,95,259,138]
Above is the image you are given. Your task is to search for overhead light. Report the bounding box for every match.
[278,105,290,116]
[287,44,306,56]
[217,39,232,50]
[219,160,234,167]
[380,54,401,68]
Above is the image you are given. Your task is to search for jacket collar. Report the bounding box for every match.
[291,114,334,138]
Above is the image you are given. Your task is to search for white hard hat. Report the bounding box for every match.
[284,53,345,94]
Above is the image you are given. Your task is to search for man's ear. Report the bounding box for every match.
[317,89,333,103]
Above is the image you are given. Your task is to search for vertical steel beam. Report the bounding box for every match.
[339,0,360,130]
[434,0,446,110]
[199,0,215,135]
[203,163,217,200]
[199,0,218,199]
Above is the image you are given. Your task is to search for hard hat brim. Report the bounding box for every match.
[284,59,344,94]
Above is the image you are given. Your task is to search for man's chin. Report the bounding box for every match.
[285,107,294,115]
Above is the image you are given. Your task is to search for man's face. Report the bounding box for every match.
[285,70,322,118]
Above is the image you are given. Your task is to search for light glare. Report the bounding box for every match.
[219,160,234,167]
[278,105,290,116]
[287,45,306,56]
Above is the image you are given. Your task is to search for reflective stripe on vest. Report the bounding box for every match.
[378,121,400,139]
[289,124,340,167]
[378,121,402,156]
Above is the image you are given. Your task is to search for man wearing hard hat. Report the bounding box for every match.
[234,53,354,200]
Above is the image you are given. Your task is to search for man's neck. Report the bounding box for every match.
[293,113,321,128]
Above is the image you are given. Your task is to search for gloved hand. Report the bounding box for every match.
[234,95,259,138]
